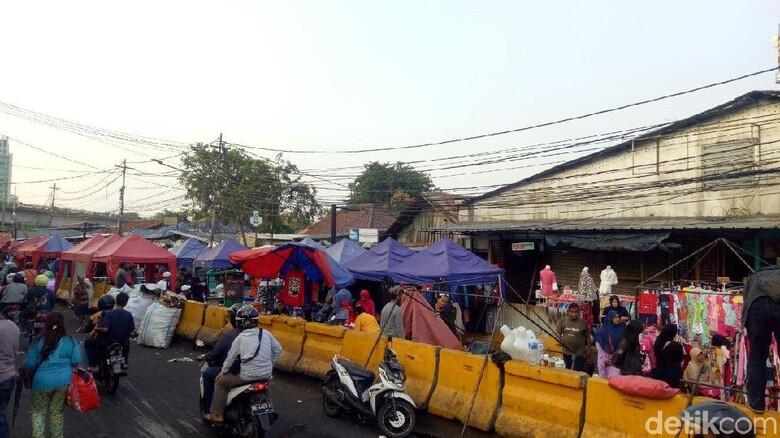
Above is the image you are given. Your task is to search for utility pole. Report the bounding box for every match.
[117,159,127,235]
[330,203,337,245]
[48,183,59,226]
[209,133,224,246]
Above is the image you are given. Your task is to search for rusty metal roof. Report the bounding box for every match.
[430,215,780,233]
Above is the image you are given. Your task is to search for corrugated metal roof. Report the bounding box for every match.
[430,215,780,233]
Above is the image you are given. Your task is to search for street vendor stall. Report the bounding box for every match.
[57,234,123,299]
[325,238,365,265]
[344,237,414,282]
[230,241,354,313]
[13,235,52,266]
[90,234,177,290]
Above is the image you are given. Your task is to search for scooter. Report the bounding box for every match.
[322,344,416,438]
[199,363,276,438]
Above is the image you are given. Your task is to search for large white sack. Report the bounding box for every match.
[137,302,182,349]
[125,294,155,328]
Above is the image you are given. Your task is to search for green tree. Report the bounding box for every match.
[348,162,434,209]
[179,145,321,243]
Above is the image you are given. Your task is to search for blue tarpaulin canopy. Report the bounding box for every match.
[169,238,207,270]
[42,235,73,253]
[325,238,366,264]
[193,239,248,269]
[344,237,415,282]
[389,238,504,287]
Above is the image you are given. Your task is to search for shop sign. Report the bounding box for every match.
[511,241,535,251]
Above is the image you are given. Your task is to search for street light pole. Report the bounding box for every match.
[330,204,337,245]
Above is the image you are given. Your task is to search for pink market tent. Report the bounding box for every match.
[400,289,462,350]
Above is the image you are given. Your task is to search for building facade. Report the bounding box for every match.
[435,91,780,299]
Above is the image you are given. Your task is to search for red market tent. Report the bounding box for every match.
[58,234,123,282]
[90,235,177,289]
[400,289,462,350]
[13,236,52,266]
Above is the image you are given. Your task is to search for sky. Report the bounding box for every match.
[0,1,777,216]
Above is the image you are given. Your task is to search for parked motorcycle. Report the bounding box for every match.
[96,341,127,394]
[199,363,276,438]
[322,344,417,438]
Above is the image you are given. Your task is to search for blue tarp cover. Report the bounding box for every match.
[325,238,366,264]
[169,238,207,269]
[344,237,414,282]
[389,238,504,286]
[193,239,248,269]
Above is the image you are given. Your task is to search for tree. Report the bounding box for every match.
[179,144,321,243]
[348,162,434,209]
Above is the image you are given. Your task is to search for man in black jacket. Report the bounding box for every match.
[743,266,780,413]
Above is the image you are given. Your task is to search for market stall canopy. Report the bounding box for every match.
[91,235,177,288]
[61,234,121,262]
[300,237,325,248]
[401,289,462,350]
[390,238,504,286]
[15,235,73,268]
[325,238,365,265]
[193,239,248,269]
[344,237,415,282]
[544,233,681,252]
[170,238,207,270]
[230,241,354,288]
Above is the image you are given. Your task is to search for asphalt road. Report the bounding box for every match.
[10,307,493,438]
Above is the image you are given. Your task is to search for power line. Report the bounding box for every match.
[229,67,778,154]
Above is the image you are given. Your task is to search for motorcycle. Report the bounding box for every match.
[27,311,48,344]
[322,345,417,438]
[96,341,127,394]
[199,363,276,438]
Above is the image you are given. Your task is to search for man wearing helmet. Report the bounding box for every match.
[198,303,243,420]
[206,305,282,424]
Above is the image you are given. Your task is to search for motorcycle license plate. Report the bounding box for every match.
[33,322,45,329]
[251,402,274,415]
[109,356,124,364]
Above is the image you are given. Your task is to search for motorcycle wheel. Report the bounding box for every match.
[377,399,416,438]
[321,378,342,418]
[108,374,120,394]
[252,417,265,438]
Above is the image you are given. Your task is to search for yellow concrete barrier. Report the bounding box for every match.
[495,361,587,438]
[90,282,109,308]
[340,330,386,371]
[196,305,230,346]
[56,278,72,301]
[295,323,345,379]
[427,349,501,432]
[393,339,439,409]
[175,300,206,340]
[258,314,275,332]
[271,316,306,372]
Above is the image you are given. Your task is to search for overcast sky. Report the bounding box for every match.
[0,1,777,216]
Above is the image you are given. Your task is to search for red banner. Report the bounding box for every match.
[283,271,305,307]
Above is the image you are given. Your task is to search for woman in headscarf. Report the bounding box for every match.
[652,324,679,368]
[596,310,625,378]
[651,338,685,388]
[356,290,376,317]
[606,295,630,321]
[613,320,644,376]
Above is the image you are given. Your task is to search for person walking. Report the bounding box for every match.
[612,320,644,376]
[742,266,780,413]
[22,312,80,438]
[380,287,405,339]
[0,312,19,438]
[595,310,625,378]
[556,303,591,372]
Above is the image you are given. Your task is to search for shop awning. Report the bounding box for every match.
[545,233,681,252]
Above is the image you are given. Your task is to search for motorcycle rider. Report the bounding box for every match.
[206,305,282,424]
[199,303,243,420]
[85,293,135,371]
[21,274,49,333]
[0,273,26,307]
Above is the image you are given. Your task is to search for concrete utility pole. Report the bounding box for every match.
[209,133,224,246]
[330,203,337,245]
[117,159,127,235]
[48,183,59,226]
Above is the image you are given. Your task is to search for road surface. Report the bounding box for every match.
[11,306,493,438]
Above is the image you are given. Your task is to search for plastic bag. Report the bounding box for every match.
[67,369,99,413]
[137,301,182,349]
[124,294,155,328]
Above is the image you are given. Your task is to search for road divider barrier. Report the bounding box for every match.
[495,360,586,438]
[56,278,72,301]
[196,305,229,346]
[90,282,110,308]
[175,300,206,340]
[392,338,439,409]
[340,331,387,371]
[295,323,346,379]
[272,316,306,372]
[427,349,501,432]
[258,314,275,332]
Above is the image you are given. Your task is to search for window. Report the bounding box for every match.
[701,140,757,189]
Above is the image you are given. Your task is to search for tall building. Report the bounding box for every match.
[0,136,11,208]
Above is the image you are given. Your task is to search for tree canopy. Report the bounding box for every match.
[348,162,434,209]
[179,144,321,238]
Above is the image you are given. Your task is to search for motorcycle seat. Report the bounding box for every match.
[337,357,374,380]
